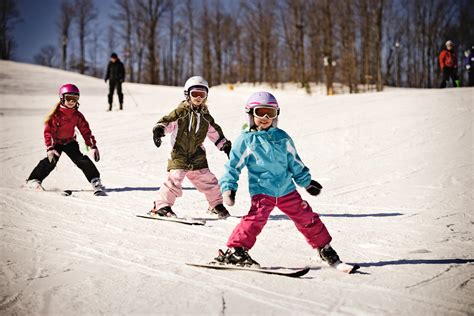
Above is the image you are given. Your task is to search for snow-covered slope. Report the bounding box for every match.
[1,60,473,315]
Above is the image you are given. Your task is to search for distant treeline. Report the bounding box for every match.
[2,0,473,93]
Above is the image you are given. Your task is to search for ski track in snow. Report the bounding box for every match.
[1,61,473,315]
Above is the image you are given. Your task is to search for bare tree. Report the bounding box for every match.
[75,0,97,74]
[0,0,21,60]
[358,0,373,88]
[88,23,102,77]
[57,0,75,70]
[34,45,57,67]
[132,5,147,83]
[220,11,240,83]
[184,0,195,75]
[307,0,323,85]
[320,0,335,95]
[200,1,213,84]
[238,1,277,84]
[209,0,224,85]
[138,0,169,84]
[281,0,307,84]
[336,0,358,93]
[114,0,135,81]
[374,0,385,91]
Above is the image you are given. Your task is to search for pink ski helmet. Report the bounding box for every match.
[58,83,80,99]
[245,91,280,128]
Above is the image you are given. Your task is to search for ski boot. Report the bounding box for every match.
[318,244,341,266]
[26,179,44,191]
[148,204,177,218]
[208,204,230,219]
[91,177,106,196]
[214,247,260,268]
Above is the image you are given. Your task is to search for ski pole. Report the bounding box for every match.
[123,83,139,107]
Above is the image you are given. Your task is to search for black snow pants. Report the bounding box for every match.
[108,80,124,110]
[439,67,458,88]
[27,141,100,183]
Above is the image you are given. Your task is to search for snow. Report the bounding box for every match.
[1,60,473,315]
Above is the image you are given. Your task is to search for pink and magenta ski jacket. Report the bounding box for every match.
[44,106,96,148]
[219,127,312,198]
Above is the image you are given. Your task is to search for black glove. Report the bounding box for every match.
[104,78,108,83]
[153,125,165,148]
[221,140,232,158]
[306,180,323,196]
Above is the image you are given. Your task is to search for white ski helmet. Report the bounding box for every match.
[184,76,209,97]
[245,91,280,128]
[446,40,454,47]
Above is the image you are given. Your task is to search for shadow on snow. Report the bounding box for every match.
[105,186,197,192]
[357,258,474,267]
[268,212,404,220]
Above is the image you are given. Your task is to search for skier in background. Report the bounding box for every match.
[214,91,353,271]
[464,46,474,87]
[439,40,459,88]
[105,52,125,111]
[149,76,232,219]
[26,84,105,195]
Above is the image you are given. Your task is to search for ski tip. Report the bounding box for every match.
[349,264,361,274]
[333,262,361,274]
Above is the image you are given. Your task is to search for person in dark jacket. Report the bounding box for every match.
[439,40,458,88]
[105,53,125,110]
[464,46,474,87]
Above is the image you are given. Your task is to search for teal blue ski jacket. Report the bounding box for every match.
[219,127,312,197]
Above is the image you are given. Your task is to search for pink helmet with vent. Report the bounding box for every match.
[245,91,279,110]
[58,83,80,98]
[245,91,280,128]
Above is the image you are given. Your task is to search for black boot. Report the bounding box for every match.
[148,205,176,218]
[214,247,260,268]
[318,244,341,265]
[208,204,230,219]
[107,103,112,111]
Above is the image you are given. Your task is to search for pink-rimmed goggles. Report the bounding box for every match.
[250,106,279,119]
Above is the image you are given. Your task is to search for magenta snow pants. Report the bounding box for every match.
[227,190,332,250]
[154,168,223,209]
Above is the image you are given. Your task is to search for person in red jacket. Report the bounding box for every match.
[439,40,459,88]
[26,84,105,195]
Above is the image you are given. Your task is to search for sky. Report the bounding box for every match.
[13,0,115,63]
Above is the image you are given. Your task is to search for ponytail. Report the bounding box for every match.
[44,101,61,124]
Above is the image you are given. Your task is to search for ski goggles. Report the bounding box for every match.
[189,89,207,99]
[64,94,79,102]
[252,106,279,119]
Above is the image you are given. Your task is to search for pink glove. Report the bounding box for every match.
[90,146,100,162]
[47,147,60,163]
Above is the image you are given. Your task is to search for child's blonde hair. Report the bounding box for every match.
[44,102,61,123]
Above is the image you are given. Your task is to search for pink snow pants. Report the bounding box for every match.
[154,168,223,209]
[227,190,332,250]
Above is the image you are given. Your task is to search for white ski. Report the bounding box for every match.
[136,214,206,226]
[186,262,310,277]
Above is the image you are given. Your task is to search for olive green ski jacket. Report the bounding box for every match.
[154,101,229,171]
